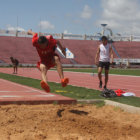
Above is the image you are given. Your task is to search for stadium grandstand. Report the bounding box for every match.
[0,28,140,68]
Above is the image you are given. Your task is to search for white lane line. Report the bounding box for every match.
[53,70,140,78]
[0,91,36,93]
[0,95,54,98]
[0,79,55,96]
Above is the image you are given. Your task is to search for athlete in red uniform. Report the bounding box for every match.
[27,29,69,92]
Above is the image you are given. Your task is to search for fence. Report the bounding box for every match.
[1,29,140,41]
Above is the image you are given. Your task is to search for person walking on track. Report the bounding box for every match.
[95,36,114,89]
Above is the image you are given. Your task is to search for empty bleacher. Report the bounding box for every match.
[114,41,140,58]
[0,36,140,67]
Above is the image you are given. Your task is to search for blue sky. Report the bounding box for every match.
[1,0,140,35]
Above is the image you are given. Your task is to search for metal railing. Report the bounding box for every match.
[1,29,140,41]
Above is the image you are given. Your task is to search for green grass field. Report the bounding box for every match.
[0,72,140,107]
[61,68,140,76]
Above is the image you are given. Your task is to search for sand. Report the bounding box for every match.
[0,104,140,140]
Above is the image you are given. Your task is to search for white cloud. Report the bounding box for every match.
[81,5,92,19]
[63,30,72,34]
[39,21,55,30]
[6,24,25,31]
[97,0,140,35]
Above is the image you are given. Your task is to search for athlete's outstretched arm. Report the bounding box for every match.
[27,29,36,36]
[27,29,39,46]
[56,40,66,56]
[95,46,100,66]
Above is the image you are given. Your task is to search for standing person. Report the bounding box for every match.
[10,57,19,74]
[27,29,69,93]
[95,36,114,89]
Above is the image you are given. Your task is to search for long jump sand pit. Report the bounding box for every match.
[0,104,140,140]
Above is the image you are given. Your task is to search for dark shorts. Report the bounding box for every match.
[98,61,110,70]
[13,63,19,67]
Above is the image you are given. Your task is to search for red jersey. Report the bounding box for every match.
[32,33,57,62]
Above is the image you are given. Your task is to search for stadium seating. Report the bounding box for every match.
[114,41,140,58]
[0,36,140,65]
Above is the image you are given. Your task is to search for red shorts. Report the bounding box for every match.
[37,53,60,70]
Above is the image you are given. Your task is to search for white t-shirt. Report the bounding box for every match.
[99,43,110,62]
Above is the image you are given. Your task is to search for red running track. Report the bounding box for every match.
[0,68,140,97]
[0,78,76,105]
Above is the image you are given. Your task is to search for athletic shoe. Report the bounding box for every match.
[99,81,102,88]
[40,80,50,92]
[104,85,107,89]
[61,78,69,87]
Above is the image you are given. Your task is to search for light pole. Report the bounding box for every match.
[101,24,107,35]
